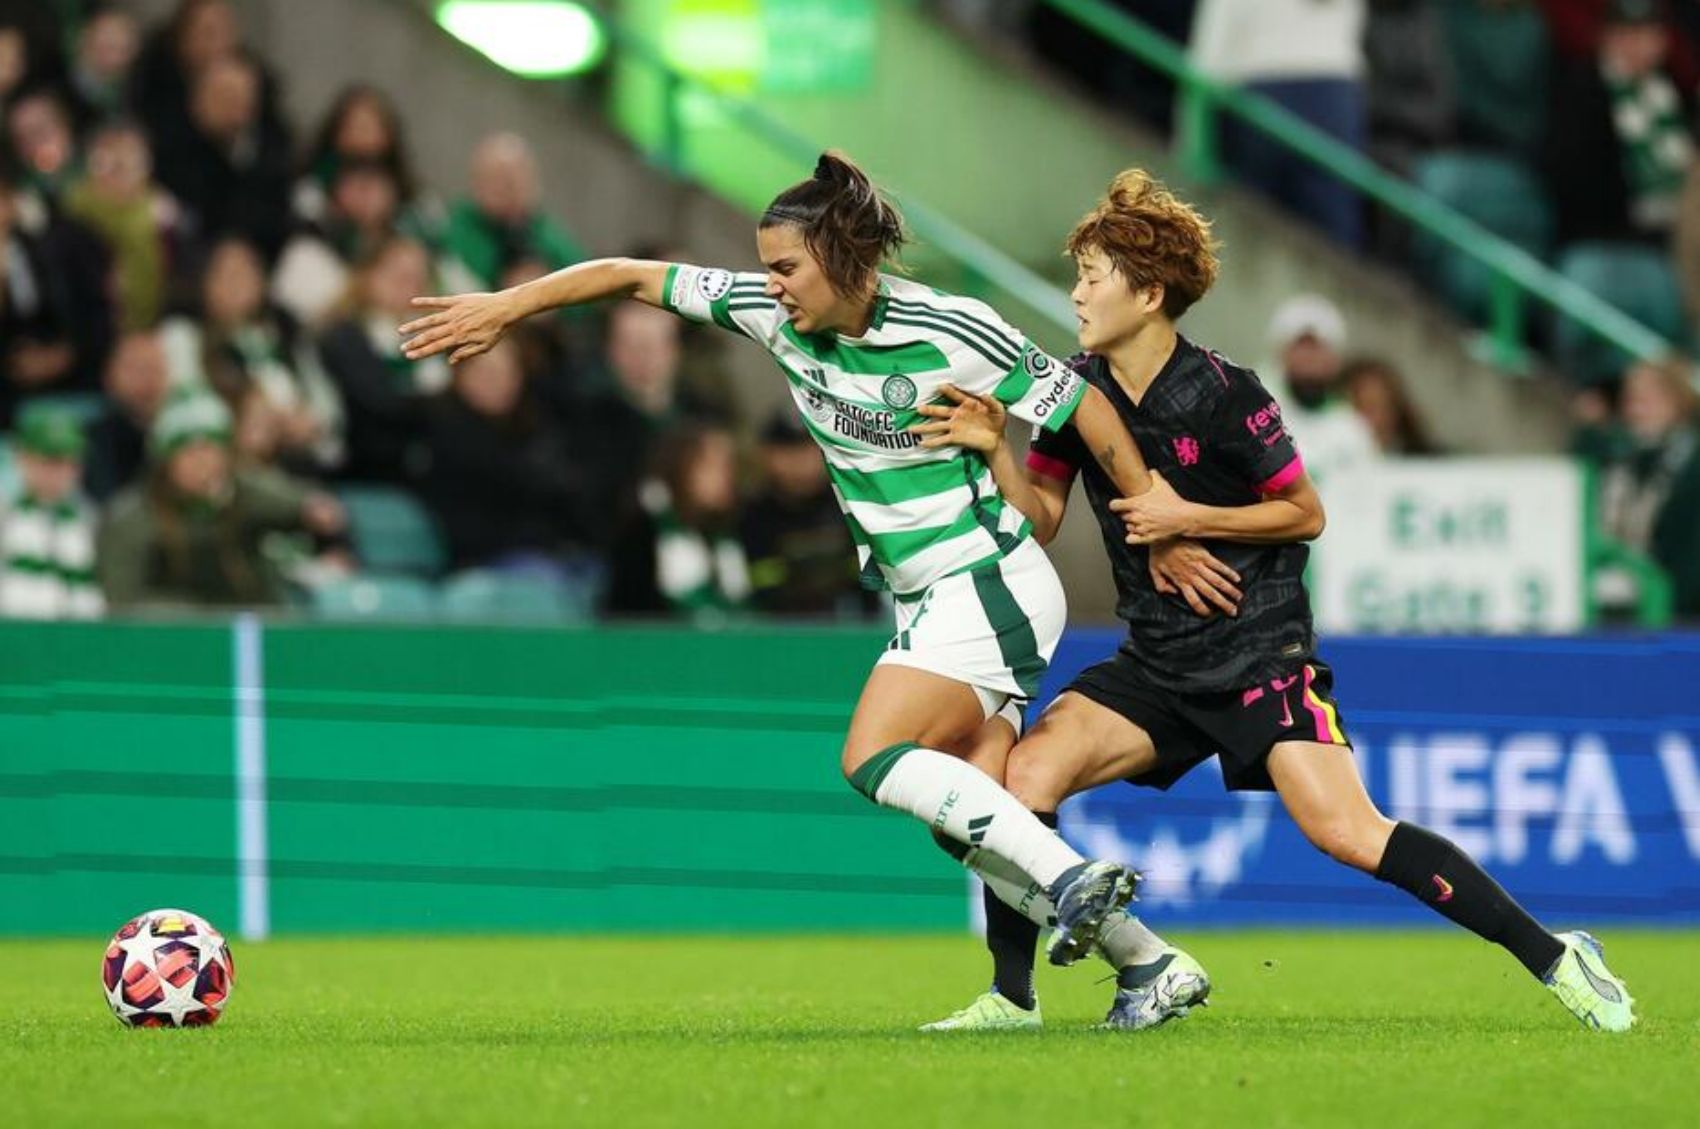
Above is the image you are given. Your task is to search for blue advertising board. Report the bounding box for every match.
[1045,632,1700,926]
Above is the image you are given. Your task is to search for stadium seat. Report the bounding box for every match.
[307,575,436,622]
[1440,0,1549,158]
[334,484,448,577]
[1409,151,1553,322]
[437,569,591,625]
[1553,242,1687,384]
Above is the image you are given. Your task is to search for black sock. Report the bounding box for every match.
[1374,821,1565,978]
[979,811,1057,1010]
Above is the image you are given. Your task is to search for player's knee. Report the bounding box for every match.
[936,723,1012,780]
[840,736,922,789]
[839,741,871,783]
[1005,741,1070,811]
[1301,817,1382,872]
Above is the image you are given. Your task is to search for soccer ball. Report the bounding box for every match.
[101,908,236,1028]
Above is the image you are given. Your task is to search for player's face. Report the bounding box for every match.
[757,224,847,335]
[1071,247,1160,352]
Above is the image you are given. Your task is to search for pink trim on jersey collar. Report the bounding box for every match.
[1203,349,1229,386]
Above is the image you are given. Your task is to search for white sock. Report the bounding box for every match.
[957,845,1167,969]
[961,843,1056,927]
[862,745,1084,888]
[1098,914,1169,968]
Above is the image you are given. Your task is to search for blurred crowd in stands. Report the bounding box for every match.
[2,0,1696,624]
[0,0,876,624]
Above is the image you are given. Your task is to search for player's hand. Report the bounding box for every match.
[398,291,519,364]
[907,383,1006,452]
[1110,471,1195,543]
[1148,538,1241,618]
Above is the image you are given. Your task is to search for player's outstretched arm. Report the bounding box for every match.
[911,384,1070,544]
[1112,470,1326,545]
[400,258,672,364]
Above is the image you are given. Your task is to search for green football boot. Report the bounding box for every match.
[919,991,1042,1032]
[1544,931,1636,1032]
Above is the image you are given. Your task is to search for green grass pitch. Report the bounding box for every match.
[4,931,1695,1127]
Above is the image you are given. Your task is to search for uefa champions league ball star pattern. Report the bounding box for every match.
[101,909,236,1028]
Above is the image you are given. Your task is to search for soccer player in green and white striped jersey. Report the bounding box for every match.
[400,152,1223,970]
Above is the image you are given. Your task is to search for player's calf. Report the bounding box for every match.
[1371,821,1567,980]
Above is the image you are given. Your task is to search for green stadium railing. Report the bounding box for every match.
[1588,537,1675,627]
[413,0,1673,373]
[1580,463,1675,627]
[1037,0,1678,374]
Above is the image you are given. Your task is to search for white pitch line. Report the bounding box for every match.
[233,613,269,941]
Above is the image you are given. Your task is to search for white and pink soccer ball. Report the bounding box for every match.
[101,908,236,1028]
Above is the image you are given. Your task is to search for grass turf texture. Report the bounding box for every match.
[4,931,1695,1128]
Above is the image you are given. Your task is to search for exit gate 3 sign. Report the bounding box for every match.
[1309,459,1586,634]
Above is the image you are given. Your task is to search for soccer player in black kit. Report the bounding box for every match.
[912,170,1637,1034]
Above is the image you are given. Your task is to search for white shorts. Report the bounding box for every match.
[875,537,1067,719]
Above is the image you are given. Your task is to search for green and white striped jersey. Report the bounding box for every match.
[662,265,1086,595]
[0,487,103,619]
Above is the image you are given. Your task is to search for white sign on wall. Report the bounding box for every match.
[1309,458,1586,634]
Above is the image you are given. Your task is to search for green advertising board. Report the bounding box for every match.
[0,621,968,938]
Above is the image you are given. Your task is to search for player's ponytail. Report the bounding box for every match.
[761,150,906,299]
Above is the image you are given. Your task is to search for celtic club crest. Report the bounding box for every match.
[881,374,917,409]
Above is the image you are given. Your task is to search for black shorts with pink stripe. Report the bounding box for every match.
[1066,651,1353,793]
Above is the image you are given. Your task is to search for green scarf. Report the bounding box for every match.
[1605,68,1692,230]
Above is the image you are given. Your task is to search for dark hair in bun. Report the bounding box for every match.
[760,150,905,299]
